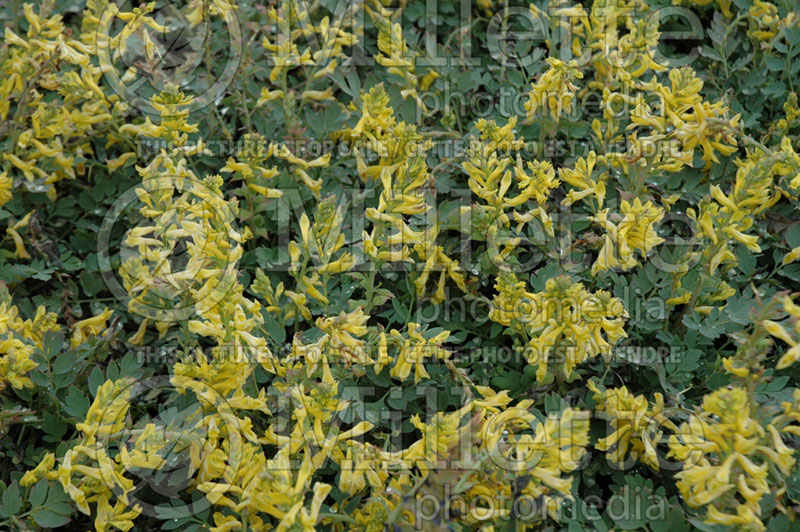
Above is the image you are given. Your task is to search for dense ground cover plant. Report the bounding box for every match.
[1,0,800,530]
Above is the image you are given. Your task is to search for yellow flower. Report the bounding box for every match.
[94,494,142,532]
[589,381,675,469]
[782,246,800,266]
[668,387,794,531]
[6,211,34,259]
[127,319,148,346]
[21,452,55,486]
[762,296,800,370]
[71,307,113,347]
[525,57,583,121]
[748,0,781,40]
[560,151,607,209]
[106,152,137,172]
[491,274,627,381]
[591,198,665,275]
[413,224,466,304]
[462,118,557,237]
[389,323,451,383]
[0,171,12,206]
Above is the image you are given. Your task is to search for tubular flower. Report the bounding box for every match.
[220,133,282,199]
[488,270,538,335]
[381,398,590,523]
[369,13,424,108]
[762,295,800,370]
[26,379,142,524]
[413,224,467,304]
[0,171,12,206]
[0,2,134,202]
[71,307,114,347]
[577,0,664,87]
[289,194,355,277]
[775,92,800,135]
[260,0,357,85]
[630,68,739,170]
[13,1,800,531]
[5,211,34,259]
[747,0,782,40]
[339,85,432,266]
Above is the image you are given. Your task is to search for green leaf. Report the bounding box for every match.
[63,386,90,420]
[762,81,786,97]
[79,271,104,297]
[42,411,67,443]
[699,46,721,62]
[0,481,21,517]
[765,56,785,71]
[765,376,789,392]
[162,516,193,530]
[52,350,77,375]
[32,508,72,528]
[786,25,800,47]
[544,393,565,414]
[29,480,48,508]
[88,366,105,397]
[42,331,64,362]
[117,350,143,378]
[736,246,756,276]
[786,225,800,249]
[687,517,727,531]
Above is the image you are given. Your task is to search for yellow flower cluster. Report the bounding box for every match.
[577,0,665,86]
[692,148,782,276]
[748,0,797,41]
[368,5,424,107]
[588,380,675,469]
[627,68,740,170]
[8,1,800,531]
[16,72,602,531]
[525,58,583,121]
[22,379,142,530]
[339,85,471,303]
[559,150,607,209]
[71,308,114,347]
[591,198,665,275]
[0,287,58,390]
[1,2,131,203]
[220,133,283,200]
[776,93,800,136]
[260,0,356,96]
[380,388,591,524]
[490,273,628,381]
[668,387,797,531]
[463,117,559,238]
